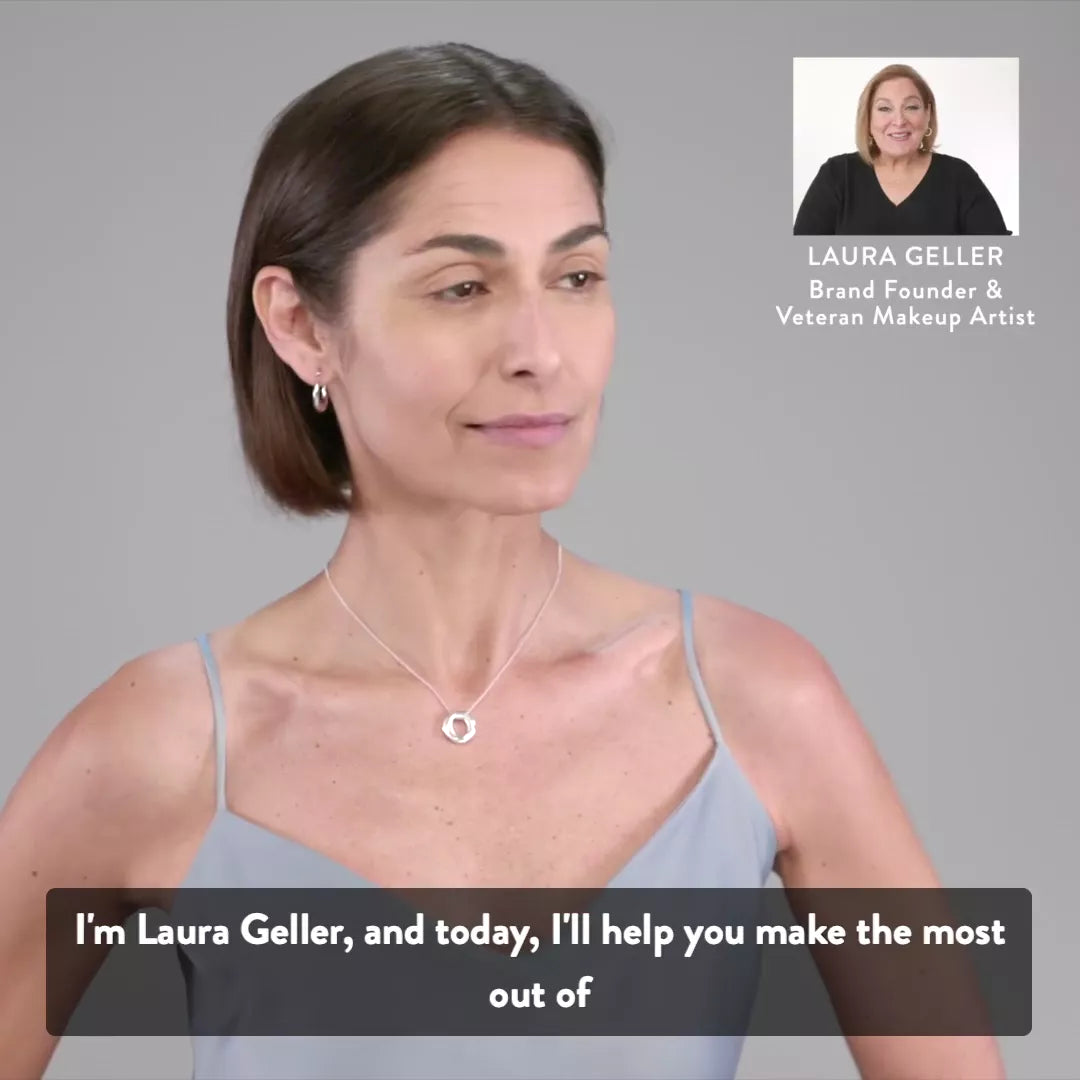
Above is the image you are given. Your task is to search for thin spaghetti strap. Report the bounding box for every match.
[195,632,228,811]
[678,589,727,749]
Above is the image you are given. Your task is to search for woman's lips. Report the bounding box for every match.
[468,419,572,447]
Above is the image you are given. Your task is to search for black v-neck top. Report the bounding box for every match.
[793,151,1011,235]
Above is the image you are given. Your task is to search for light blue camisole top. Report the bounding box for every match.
[179,588,777,1079]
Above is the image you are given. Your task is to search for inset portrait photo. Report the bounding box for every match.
[793,57,1019,236]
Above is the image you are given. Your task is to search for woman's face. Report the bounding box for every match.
[869,77,930,158]
[331,129,615,516]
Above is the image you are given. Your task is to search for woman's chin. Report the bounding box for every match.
[877,138,919,157]
[474,477,579,516]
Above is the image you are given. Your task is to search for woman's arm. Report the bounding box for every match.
[696,600,1006,1079]
[958,162,1011,235]
[0,646,210,1078]
[794,160,841,235]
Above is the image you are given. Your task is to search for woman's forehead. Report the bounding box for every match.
[399,134,595,213]
[875,77,922,100]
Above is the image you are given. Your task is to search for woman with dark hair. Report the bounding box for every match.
[1,43,1004,1080]
[794,62,1011,235]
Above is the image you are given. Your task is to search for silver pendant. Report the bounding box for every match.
[441,711,476,744]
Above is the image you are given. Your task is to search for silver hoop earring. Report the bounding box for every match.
[312,371,329,413]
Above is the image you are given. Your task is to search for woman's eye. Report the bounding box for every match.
[433,280,488,302]
[560,270,605,291]
[432,271,604,304]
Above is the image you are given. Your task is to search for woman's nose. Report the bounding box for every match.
[498,297,562,379]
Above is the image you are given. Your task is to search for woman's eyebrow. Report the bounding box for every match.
[403,222,609,258]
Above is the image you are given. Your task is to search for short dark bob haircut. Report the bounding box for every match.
[225,43,609,517]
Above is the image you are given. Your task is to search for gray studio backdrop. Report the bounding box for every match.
[1,2,1075,1078]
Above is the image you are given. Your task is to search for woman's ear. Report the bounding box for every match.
[252,265,339,387]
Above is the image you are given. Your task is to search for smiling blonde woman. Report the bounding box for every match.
[0,42,1005,1080]
[795,62,1011,235]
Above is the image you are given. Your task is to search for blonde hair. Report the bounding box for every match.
[855,63,938,165]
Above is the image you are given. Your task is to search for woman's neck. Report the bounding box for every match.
[874,151,928,174]
[318,515,565,693]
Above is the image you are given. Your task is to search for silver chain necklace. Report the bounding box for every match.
[322,542,563,745]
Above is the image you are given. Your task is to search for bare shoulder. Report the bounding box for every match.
[688,592,935,887]
[0,642,219,1078]
[45,640,214,813]
[690,592,850,723]
[0,639,218,897]
[683,594,840,849]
